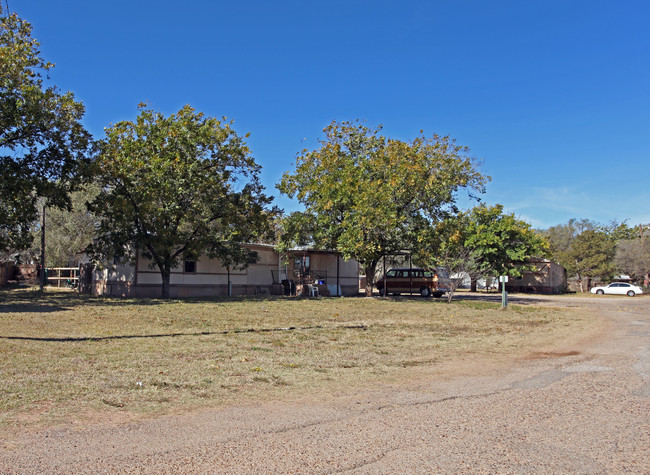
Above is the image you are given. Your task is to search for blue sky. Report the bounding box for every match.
[13,0,650,229]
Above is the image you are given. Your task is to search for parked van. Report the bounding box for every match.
[375,268,449,297]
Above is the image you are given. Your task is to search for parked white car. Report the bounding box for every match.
[590,282,643,297]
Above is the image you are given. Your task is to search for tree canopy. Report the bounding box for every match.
[88,104,276,298]
[277,120,488,295]
[0,7,92,253]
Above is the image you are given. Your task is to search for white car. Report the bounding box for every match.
[590,282,643,297]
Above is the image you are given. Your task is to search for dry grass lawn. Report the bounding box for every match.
[0,288,596,431]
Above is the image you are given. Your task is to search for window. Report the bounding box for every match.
[184,260,196,273]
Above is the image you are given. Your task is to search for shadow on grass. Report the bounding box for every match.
[0,287,299,314]
[375,292,552,306]
[0,324,367,343]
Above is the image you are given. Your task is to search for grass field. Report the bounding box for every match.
[0,288,595,430]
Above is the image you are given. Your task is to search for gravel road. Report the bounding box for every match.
[1,295,648,473]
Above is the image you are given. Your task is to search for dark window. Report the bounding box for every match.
[184,260,196,273]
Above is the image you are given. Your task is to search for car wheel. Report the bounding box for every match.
[420,287,431,297]
[596,289,604,295]
[627,290,636,297]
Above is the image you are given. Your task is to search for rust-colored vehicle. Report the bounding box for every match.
[375,268,448,298]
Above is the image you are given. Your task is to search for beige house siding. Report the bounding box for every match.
[505,259,567,294]
[92,244,359,298]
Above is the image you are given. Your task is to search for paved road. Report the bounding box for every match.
[1,295,648,473]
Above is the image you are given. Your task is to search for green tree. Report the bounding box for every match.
[87,104,276,298]
[278,120,488,296]
[464,204,549,289]
[565,229,616,291]
[0,7,92,253]
[541,219,598,271]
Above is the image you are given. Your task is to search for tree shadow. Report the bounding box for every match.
[0,323,367,343]
[0,288,297,314]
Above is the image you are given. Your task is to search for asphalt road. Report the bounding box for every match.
[1,295,648,473]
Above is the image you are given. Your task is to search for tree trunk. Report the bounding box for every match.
[160,266,171,299]
[364,261,378,297]
[470,277,477,292]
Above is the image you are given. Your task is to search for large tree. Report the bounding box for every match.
[0,7,92,253]
[278,120,488,295]
[88,104,276,298]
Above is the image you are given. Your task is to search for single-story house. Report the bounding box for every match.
[89,244,359,298]
[504,258,567,294]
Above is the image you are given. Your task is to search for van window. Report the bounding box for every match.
[386,270,397,277]
[423,270,433,278]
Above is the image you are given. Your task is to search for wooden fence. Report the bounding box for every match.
[45,267,79,288]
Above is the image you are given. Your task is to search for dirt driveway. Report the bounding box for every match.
[1,295,648,473]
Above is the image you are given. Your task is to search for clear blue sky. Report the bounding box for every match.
[13,0,650,229]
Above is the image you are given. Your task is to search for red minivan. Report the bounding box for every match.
[375,268,448,298]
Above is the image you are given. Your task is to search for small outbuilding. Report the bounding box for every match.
[505,258,567,294]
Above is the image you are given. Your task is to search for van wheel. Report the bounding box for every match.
[420,287,431,297]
